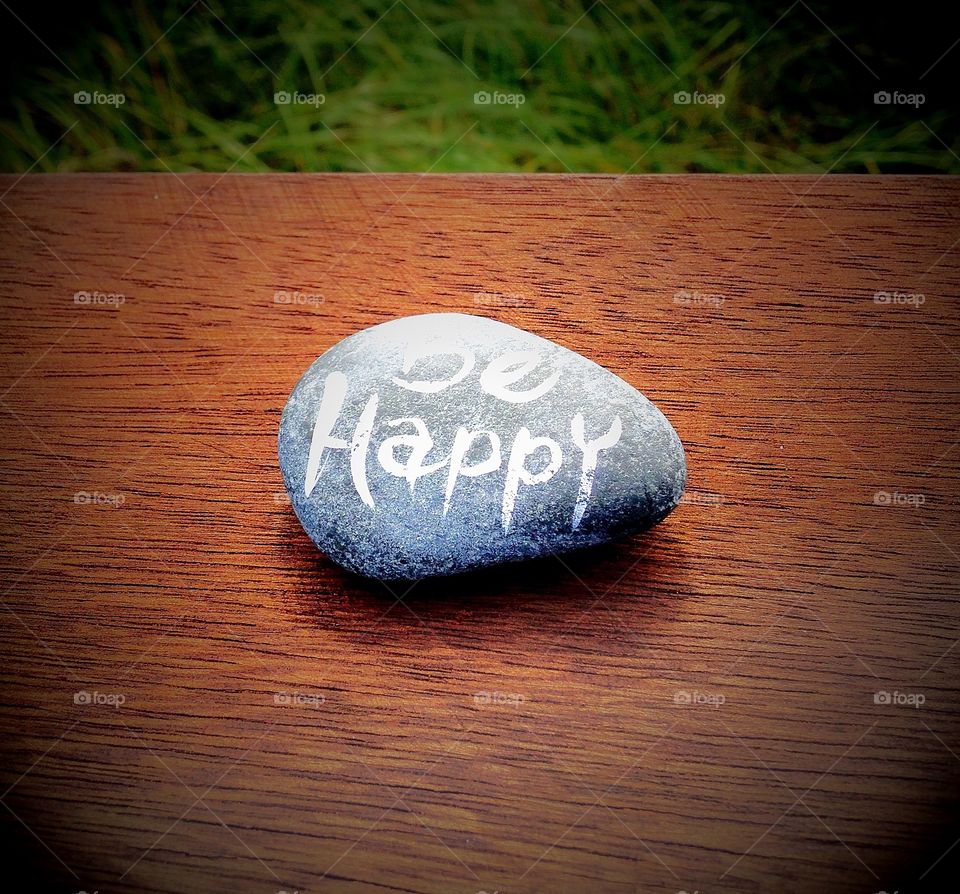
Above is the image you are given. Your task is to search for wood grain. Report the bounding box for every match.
[1,173,959,894]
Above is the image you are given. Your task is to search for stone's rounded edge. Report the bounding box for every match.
[276,310,690,580]
[276,312,507,565]
[661,412,688,517]
[339,522,621,581]
[533,323,688,522]
[313,486,663,581]
[598,378,686,532]
[674,427,689,507]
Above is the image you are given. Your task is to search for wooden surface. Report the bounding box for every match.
[1,174,959,894]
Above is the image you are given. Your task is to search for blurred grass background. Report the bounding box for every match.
[0,0,956,173]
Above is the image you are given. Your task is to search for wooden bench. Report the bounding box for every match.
[1,174,959,892]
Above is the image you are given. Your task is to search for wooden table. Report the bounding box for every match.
[1,174,959,894]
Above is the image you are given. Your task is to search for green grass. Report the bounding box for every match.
[1,0,956,173]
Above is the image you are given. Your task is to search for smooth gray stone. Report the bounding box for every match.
[278,313,686,579]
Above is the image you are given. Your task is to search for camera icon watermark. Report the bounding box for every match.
[74,290,125,307]
[474,291,529,309]
[274,91,325,107]
[674,288,725,307]
[73,491,126,507]
[474,690,525,707]
[474,90,525,107]
[873,290,925,307]
[274,289,325,306]
[873,490,926,507]
[273,691,325,707]
[874,90,924,107]
[679,491,724,507]
[674,689,726,708]
[74,90,126,107]
[674,90,725,107]
[74,690,126,707]
[874,690,925,708]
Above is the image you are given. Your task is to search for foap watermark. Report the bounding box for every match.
[474,291,529,309]
[73,491,125,507]
[873,490,926,508]
[74,690,126,707]
[674,289,725,307]
[874,690,925,708]
[674,90,725,107]
[274,690,325,707]
[474,90,525,107]
[474,690,525,707]
[274,90,325,107]
[679,491,724,507]
[274,289,324,306]
[74,90,126,107]
[874,90,924,108]
[74,290,125,307]
[674,689,726,708]
[874,290,925,307]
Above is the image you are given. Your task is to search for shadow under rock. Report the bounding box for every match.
[277,512,691,641]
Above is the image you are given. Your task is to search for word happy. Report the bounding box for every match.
[304,345,623,532]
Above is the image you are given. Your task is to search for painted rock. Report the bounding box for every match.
[278,313,685,579]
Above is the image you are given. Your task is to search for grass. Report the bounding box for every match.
[0,0,956,173]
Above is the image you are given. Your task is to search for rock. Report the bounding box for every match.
[278,313,685,579]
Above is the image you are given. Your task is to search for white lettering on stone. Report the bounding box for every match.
[350,394,378,508]
[479,350,560,404]
[444,428,502,514]
[304,372,378,508]
[502,428,563,532]
[302,346,623,529]
[392,343,475,393]
[571,413,622,530]
[304,371,349,498]
[378,417,449,492]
